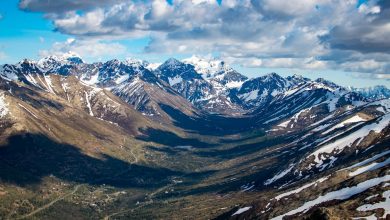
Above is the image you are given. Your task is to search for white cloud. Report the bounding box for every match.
[39,38,127,60]
[358,2,381,14]
[19,0,390,77]
[338,59,390,75]
[225,57,328,70]
[0,51,7,60]
[253,0,331,19]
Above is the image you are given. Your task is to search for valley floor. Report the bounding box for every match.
[0,126,389,220]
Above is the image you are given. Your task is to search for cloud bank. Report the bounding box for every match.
[19,0,390,78]
[39,38,127,61]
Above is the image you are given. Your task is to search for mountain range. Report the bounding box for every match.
[0,52,389,219]
[349,85,390,100]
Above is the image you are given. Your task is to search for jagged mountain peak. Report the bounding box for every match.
[124,58,149,68]
[98,59,153,86]
[315,77,340,87]
[15,59,42,74]
[182,55,225,68]
[286,74,311,85]
[161,58,184,68]
[19,58,37,65]
[37,51,83,75]
[182,56,247,93]
[289,74,309,80]
[291,73,303,78]
[261,72,286,82]
[101,58,148,72]
[182,55,230,79]
[255,73,289,86]
[264,72,280,77]
[157,58,200,79]
[38,51,83,67]
[105,59,121,65]
[15,59,40,71]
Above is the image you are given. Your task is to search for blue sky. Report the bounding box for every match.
[0,0,389,88]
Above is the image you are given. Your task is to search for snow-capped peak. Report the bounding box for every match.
[164,58,182,67]
[314,78,343,92]
[182,55,228,79]
[19,59,37,65]
[124,58,147,68]
[286,74,310,86]
[264,72,283,80]
[289,74,307,81]
[61,51,83,62]
[37,55,61,69]
[37,51,83,70]
[16,59,40,71]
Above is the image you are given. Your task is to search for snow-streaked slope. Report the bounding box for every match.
[355,190,390,219]
[305,113,390,170]
[322,114,368,135]
[271,175,390,220]
[274,176,329,201]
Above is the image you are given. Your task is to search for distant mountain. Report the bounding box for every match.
[182,55,248,87]
[37,51,83,75]
[0,54,375,119]
[157,57,245,114]
[1,55,374,118]
[349,85,390,100]
[0,56,197,122]
[230,73,297,109]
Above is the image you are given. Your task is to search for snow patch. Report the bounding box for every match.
[25,74,42,89]
[0,93,9,118]
[44,74,55,94]
[278,120,290,128]
[349,157,390,177]
[239,89,259,102]
[274,176,329,201]
[84,91,94,116]
[18,103,38,119]
[168,76,183,86]
[322,114,368,135]
[225,80,244,89]
[344,150,390,170]
[265,164,294,185]
[115,74,130,84]
[81,73,99,85]
[232,206,251,216]
[146,62,162,71]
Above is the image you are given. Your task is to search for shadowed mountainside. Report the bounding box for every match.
[0,133,182,188]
